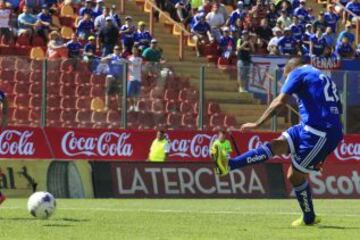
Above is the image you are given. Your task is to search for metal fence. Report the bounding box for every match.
[0,56,359,133]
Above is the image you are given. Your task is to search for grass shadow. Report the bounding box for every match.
[317,225,360,230]
[0,217,36,221]
[59,218,90,222]
[43,224,73,227]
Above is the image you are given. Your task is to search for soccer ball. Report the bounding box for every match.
[27,192,56,219]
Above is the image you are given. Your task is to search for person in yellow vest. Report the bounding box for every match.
[210,129,232,175]
[148,129,171,162]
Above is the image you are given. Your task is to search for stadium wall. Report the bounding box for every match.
[0,127,359,198]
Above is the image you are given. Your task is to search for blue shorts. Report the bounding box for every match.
[127,80,141,97]
[282,124,343,173]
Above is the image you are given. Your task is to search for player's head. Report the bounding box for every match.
[156,128,166,140]
[283,57,307,78]
[218,128,227,142]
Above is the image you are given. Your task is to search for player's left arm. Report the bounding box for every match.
[240,93,290,131]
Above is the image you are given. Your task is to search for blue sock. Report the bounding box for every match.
[228,143,273,170]
[294,181,315,224]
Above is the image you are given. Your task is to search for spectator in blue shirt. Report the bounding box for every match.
[289,16,303,42]
[310,28,327,56]
[37,5,54,41]
[336,36,354,58]
[17,5,39,37]
[266,3,279,28]
[76,13,94,40]
[337,23,355,44]
[25,0,45,11]
[83,35,97,62]
[134,21,152,51]
[301,23,313,54]
[355,43,360,57]
[344,0,360,22]
[79,0,95,19]
[120,16,136,51]
[219,27,235,59]
[67,34,83,58]
[4,0,20,8]
[293,0,311,25]
[227,1,246,27]
[323,26,336,47]
[93,0,105,18]
[110,4,121,28]
[313,11,327,33]
[277,28,297,55]
[191,14,213,57]
[324,4,339,33]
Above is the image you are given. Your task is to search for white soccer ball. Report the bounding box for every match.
[27,192,56,219]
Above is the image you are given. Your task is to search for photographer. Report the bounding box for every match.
[236,30,254,93]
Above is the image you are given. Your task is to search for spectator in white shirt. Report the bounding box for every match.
[267,27,282,55]
[277,9,292,29]
[94,6,118,33]
[0,0,12,44]
[206,3,225,42]
[127,46,143,112]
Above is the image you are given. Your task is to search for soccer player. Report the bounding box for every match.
[212,57,343,226]
[0,90,8,206]
[211,129,232,175]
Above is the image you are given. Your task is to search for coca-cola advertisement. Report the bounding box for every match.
[0,127,51,159]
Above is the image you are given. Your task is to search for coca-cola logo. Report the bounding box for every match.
[168,134,217,158]
[61,131,133,157]
[248,135,290,160]
[0,130,35,156]
[334,139,360,161]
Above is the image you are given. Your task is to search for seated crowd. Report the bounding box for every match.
[156,0,360,59]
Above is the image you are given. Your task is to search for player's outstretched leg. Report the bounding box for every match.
[287,166,321,227]
[0,191,6,206]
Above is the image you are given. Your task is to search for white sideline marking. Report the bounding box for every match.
[1,206,360,218]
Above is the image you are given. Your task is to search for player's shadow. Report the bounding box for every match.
[0,217,36,221]
[317,225,360,230]
[43,224,73,228]
[57,218,90,222]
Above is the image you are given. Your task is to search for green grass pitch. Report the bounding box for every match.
[0,199,359,240]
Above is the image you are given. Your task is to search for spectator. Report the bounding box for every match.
[98,16,119,57]
[94,7,118,32]
[37,4,54,42]
[142,39,165,78]
[236,30,254,92]
[324,4,339,34]
[191,14,213,57]
[17,5,40,38]
[83,35,97,63]
[214,0,229,21]
[267,27,282,55]
[336,36,354,58]
[251,32,267,54]
[4,0,20,8]
[0,0,13,44]
[76,12,94,40]
[79,0,95,18]
[344,0,360,23]
[310,28,326,56]
[301,23,313,53]
[277,9,291,29]
[322,26,335,47]
[279,0,292,16]
[219,27,235,59]
[93,0,104,18]
[313,11,326,33]
[174,0,191,23]
[278,27,298,55]
[47,31,68,59]
[289,16,303,42]
[321,45,338,58]
[102,45,126,110]
[255,18,273,46]
[249,0,269,26]
[148,128,171,162]
[230,18,244,40]
[120,16,136,51]
[267,3,279,28]
[227,1,246,28]
[24,0,45,11]
[337,23,355,44]
[293,0,312,25]
[134,21,152,51]
[66,33,82,58]
[127,46,143,112]
[206,3,225,42]
[110,4,121,27]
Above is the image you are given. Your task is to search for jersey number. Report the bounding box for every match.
[320,74,339,102]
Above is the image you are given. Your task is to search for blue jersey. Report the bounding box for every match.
[76,19,94,35]
[108,54,125,77]
[290,23,303,41]
[0,90,5,102]
[345,2,360,20]
[228,9,246,26]
[324,12,339,33]
[293,7,311,24]
[281,65,342,129]
[66,40,82,57]
[278,36,297,55]
[79,7,95,18]
[335,42,353,56]
[192,21,211,35]
[310,35,327,56]
[37,12,51,29]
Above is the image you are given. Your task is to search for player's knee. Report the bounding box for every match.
[269,139,289,156]
[287,166,306,186]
